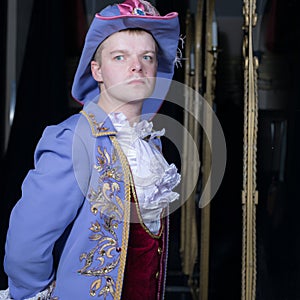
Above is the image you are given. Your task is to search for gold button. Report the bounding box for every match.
[157,247,162,255]
[155,271,159,279]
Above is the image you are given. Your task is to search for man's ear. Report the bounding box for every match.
[91,61,103,82]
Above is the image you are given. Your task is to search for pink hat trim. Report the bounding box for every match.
[95,12,178,21]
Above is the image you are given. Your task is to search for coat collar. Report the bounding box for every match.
[80,97,117,137]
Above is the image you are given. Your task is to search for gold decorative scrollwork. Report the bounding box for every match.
[78,145,124,298]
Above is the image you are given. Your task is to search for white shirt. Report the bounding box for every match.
[109,112,181,234]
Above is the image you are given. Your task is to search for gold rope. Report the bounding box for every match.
[241,0,259,299]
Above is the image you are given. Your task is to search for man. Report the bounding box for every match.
[1,1,181,299]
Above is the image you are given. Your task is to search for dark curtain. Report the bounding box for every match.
[0,0,70,287]
[0,0,7,285]
[0,0,7,159]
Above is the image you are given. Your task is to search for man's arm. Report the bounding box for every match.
[4,125,86,300]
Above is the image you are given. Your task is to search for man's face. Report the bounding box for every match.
[91,30,158,110]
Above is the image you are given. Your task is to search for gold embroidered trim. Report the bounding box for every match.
[80,110,117,137]
[110,136,131,300]
[78,141,126,299]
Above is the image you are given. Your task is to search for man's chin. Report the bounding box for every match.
[104,83,155,103]
[122,89,154,101]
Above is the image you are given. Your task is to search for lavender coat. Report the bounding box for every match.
[4,100,168,300]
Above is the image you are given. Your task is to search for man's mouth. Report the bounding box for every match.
[127,77,146,85]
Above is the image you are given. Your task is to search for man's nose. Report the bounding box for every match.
[130,57,142,72]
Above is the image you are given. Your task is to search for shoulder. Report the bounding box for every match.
[34,113,90,161]
[45,113,82,135]
[38,113,93,145]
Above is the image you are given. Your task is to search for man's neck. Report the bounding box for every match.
[97,97,143,125]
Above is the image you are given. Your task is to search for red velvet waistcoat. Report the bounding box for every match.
[121,197,166,300]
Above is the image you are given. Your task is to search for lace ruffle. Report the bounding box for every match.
[109,112,181,233]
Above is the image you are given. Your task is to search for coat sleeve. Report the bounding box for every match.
[4,123,88,300]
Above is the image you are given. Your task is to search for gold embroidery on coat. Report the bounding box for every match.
[80,111,117,137]
[78,144,124,298]
[89,276,115,297]
[94,147,120,180]
[110,137,131,300]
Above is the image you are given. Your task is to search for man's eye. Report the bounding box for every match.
[114,55,124,61]
[143,55,153,61]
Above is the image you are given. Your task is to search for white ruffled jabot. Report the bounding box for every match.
[109,112,181,234]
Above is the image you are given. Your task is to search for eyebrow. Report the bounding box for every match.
[109,50,157,55]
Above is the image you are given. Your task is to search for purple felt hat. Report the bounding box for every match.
[71,0,180,117]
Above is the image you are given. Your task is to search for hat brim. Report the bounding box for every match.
[71,6,180,118]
